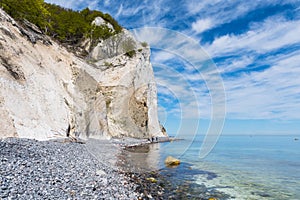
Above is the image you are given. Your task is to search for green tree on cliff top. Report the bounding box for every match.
[0,0,122,44]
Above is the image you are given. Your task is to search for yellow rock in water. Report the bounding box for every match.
[146,177,157,183]
[208,198,217,200]
[164,156,180,166]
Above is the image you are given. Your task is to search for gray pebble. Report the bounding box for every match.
[0,138,138,199]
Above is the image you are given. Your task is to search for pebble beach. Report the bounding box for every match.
[0,138,139,199]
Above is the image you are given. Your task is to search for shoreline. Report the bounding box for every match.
[1,137,231,199]
[118,141,232,200]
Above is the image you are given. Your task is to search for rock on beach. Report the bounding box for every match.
[164,156,181,167]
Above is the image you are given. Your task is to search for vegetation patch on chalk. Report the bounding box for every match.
[0,0,122,44]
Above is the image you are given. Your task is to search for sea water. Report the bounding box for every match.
[158,135,300,199]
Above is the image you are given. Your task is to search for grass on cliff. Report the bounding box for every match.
[0,0,122,44]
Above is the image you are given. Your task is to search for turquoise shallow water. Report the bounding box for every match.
[158,135,300,199]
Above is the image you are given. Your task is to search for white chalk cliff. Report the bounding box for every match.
[0,9,166,140]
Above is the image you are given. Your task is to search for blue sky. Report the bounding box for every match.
[45,0,300,136]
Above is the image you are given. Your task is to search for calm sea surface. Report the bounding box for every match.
[157,135,300,199]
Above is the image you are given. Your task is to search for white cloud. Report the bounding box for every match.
[223,52,300,119]
[115,4,123,18]
[152,51,175,63]
[221,56,254,73]
[206,17,300,57]
[186,0,296,31]
[192,18,213,33]
[153,61,211,118]
[187,0,225,15]
[104,0,110,6]
[200,14,300,119]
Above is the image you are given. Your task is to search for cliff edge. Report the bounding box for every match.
[0,8,166,140]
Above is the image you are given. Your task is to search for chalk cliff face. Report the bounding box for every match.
[0,9,166,140]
